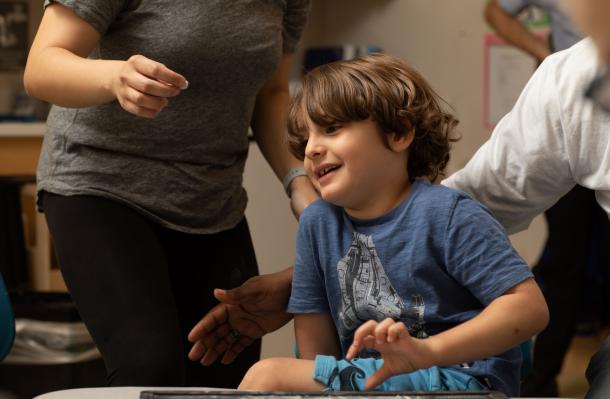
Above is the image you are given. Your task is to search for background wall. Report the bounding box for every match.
[247,0,547,359]
[0,0,42,111]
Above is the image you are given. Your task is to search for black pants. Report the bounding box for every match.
[42,192,260,388]
[523,185,610,396]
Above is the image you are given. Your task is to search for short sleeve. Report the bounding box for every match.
[282,0,310,53]
[287,207,330,314]
[443,197,532,305]
[497,0,530,16]
[44,0,129,35]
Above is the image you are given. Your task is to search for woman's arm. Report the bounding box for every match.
[250,53,319,217]
[347,278,549,389]
[295,313,341,360]
[23,3,187,118]
[484,0,551,62]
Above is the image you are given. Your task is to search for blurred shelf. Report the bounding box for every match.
[0,121,46,137]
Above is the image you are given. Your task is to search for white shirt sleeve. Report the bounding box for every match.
[444,39,607,234]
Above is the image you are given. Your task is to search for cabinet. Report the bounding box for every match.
[0,122,66,292]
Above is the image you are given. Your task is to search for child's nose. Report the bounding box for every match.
[305,135,324,159]
[305,144,322,159]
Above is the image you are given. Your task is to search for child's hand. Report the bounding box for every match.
[346,318,435,390]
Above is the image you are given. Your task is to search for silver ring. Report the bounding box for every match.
[228,330,241,342]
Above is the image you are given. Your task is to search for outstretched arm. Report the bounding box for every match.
[347,278,548,390]
[188,267,294,365]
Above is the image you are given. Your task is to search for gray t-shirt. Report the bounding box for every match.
[497,0,582,51]
[37,0,310,233]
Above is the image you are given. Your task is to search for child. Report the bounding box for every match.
[238,53,549,396]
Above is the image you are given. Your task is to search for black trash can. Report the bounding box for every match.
[0,292,106,398]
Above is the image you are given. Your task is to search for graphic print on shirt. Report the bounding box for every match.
[337,231,427,347]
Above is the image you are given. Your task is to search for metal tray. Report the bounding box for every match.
[140,391,508,399]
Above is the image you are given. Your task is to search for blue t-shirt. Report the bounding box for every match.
[288,181,533,396]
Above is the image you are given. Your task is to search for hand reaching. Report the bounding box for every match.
[346,318,435,390]
[188,269,293,365]
[112,54,188,118]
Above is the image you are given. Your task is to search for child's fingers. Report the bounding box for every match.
[374,318,396,344]
[362,335,377,350]
[387,321,407,342]
[352,320,379,344]
[346,342,359,359]
[347,333,376,359]
[348,320,377,358]
[364,365,394,390]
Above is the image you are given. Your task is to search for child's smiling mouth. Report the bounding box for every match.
[315,163,341,184]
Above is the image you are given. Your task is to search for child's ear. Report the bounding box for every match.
[389,130,415,152]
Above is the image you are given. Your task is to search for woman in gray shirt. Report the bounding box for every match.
[24,0,316,388]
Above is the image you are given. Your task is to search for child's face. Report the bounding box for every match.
[303,118,410,218]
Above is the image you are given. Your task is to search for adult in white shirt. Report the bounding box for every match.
[444,37,609,238]
[189,0,610,397]
[483,3,597,395]
[443,35,609,399]
[442,2,610,397]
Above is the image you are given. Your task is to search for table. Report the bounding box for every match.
[34,387,221,399]
[33,387,551,399]
[0,122,45,177]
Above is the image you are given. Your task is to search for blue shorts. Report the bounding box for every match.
[313,355,487,392]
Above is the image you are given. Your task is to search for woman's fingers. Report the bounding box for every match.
[114,54,188,118]
[220,335,255,365]
[127,73,182,98]
[117,97,162,119]
[188,303,229,342]
[129,54,188,90]
[199,323,234,365]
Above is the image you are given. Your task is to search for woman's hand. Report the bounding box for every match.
[24,4,188,114]
[111,55,188,118]
[188,268,294,365]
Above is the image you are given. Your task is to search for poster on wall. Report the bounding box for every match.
[483,33,538,128]
[483,4,550,128]
[0,1,28,71]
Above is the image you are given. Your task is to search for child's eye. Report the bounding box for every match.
[325,124,342,134]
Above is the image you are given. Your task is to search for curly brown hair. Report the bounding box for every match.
[287,53,460,181]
